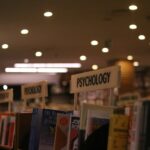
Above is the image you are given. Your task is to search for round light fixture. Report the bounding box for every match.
[80,55,87,61]
[133,61,139,67]
[90,40,99,46]
[44,11,53,17]
[127,55,133,60]
[24,58,29,63]
[92,64,98,70]
[1,44,9,49]
[20,29,29,35]
[102,47,109,53]
[129,5,138,11]
[3,85,8,90]
[138,35,146,40]
[129,24,137,30]
[35,51,43,57]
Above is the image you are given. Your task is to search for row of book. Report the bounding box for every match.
[26,104,128,150]
[1,99,150,150]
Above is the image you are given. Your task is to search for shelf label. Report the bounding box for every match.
[21,81,48,100]
[0,89,13,102]
[70,66,120,93]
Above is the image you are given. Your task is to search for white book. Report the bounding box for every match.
[128,101,143,150]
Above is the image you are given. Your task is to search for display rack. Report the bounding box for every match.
[21,80,48,110]
[0,89,13,113]
[70,65,121,111]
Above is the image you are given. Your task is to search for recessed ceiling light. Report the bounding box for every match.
[80,55,87,61]
[102,47,109,53]
[20,29,29,35]
[129,4,138,11]
[3,85,8,90]
[24,58,29,63]
[129,24,137,30]
[35,51,42,57]
[90,40,99,46]
[44,11,53,17]
[127,55,133,60]
[1,44,9,49]
[92,64,98,70]
[138,35,146,40]
[133,61,139,67]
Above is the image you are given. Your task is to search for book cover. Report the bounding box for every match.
[53,113,71,150]
[38,109,72,150]
[15,112,32,150]
[67,116,80,150]
[28,108,43,150]
[107,114,129,150]
[127,101,143,150]
[85,109,111,140]
[79,103,117,149]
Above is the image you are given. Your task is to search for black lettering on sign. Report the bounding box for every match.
[25,85,42,95]
[0,93,9,100]
[76,72,111,88]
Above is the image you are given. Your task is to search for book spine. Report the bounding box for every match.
[28,108,43,150]
[140,101,150,150]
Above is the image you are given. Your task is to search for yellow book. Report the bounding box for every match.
[107,114,129,150]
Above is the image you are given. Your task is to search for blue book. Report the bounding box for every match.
[28,108,43,150]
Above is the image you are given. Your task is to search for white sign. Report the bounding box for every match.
[70,66,120,93]
[21,81,48,100]
[0,89,13,102]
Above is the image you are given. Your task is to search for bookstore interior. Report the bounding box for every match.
[0,1,150,150]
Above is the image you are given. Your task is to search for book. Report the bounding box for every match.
[39,109,72,150]
[1,115,8,145]
[107,114,129,150]
[28,108,43,150]
[79,103,119,149]
[29,108,72,150]
[85,109,111,140]
[8,116,15,148]
[15,112,32,150]
[140,100,150,150]
[127,101,143,150]
[67,116,80,150]
[53,113,71,150]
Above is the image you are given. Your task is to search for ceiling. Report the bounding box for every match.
[0,0,150,84]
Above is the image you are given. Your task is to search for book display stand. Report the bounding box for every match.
[70,66,121,112]
[0,89,13,113]
[21,81,48,111]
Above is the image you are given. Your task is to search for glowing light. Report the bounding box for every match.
[92,64,98,70]
[1,44,9,49]
[44,11,53,17]
[129,5,138,11]
[102,47,109,53]
[80,55,87,61]
[20,29,29,35]
[90,40,99,46]
[129,24,137,30]
[127,55,133,60]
